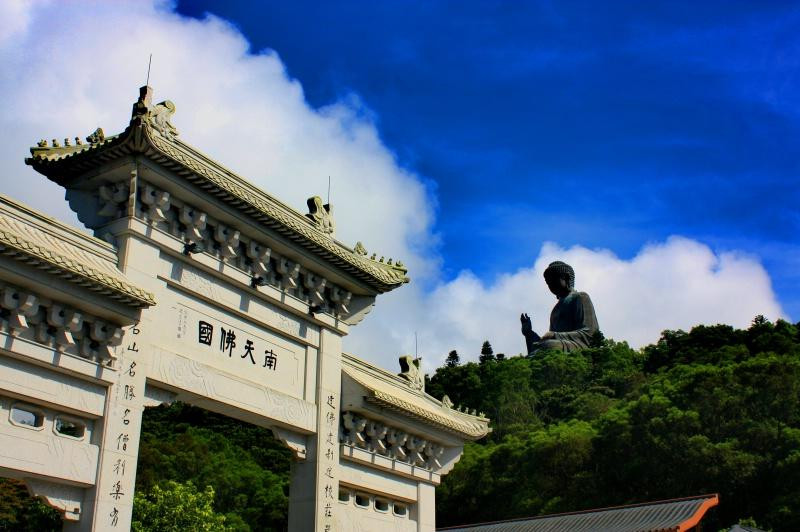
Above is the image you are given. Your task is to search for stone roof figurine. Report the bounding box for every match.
[306,195,335,236]
[520,260,600,354]
[398,355,424,391]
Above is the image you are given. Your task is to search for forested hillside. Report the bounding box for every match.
[1,317,798,531]
[429,317,800,530]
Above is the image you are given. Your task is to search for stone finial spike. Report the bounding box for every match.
[133,85,153,117]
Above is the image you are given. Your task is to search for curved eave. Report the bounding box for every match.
[0,229,155,309]
[26,120,409,295]
[365,389,491,440]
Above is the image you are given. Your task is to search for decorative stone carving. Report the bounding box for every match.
[342,411,367,447]
[131,178,359,318]
[47,304,82,351]
[246,240,272,285]
[140,184,170,223]
[425,442,445,470]
[305,196,334,236]
[149,100,178,139]
[213,224,240,258]
[0,281,124,364]
[25,478,83,522]
[85,127,105,144]
[89,320,124,360]
[330,287,352,315]
[304,272,327,307]
[365,420,388,453]
[276,258,300,291]
[398,355,424,392]
[441,395,454,409]
[354,241,367,255]
[1,286,39,336]
[97,182,129,218]
[179,205,207,253]
[387,428,408,460]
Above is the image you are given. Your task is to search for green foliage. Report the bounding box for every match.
[445,349,460,367]
[0,478,61,531]
[132,481,231,531]
[479,340,495,364]
[136,403,292,531]
[432,319,800,531]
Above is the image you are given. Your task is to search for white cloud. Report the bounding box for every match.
[0,2,786,373]
[348,237,785,369]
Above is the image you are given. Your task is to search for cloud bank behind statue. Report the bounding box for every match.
[0,1,784,368]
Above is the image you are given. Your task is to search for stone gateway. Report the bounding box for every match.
[0,87,490,531]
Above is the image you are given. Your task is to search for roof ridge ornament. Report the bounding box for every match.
[305,196,335,236]
[131,85,178,139]
[398,355,424,392]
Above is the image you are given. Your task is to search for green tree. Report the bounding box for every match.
[136,403,291,530]
[132,481,231,532]
[0,478,61,531]
[479,340,495,364]
[445,350,460,367]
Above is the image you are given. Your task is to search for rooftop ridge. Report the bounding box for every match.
[26,87,409,294]
[0,195,155,308]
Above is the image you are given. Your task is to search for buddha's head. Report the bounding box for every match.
[543,261,574,298]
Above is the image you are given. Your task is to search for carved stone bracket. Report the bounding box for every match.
[214,224,240,259]
[341,411,446,471]
[127,178,360,320]
[140,184,170,223]
[25,478,83,522]
[270,427,308,460]
[246,241,271,284]
[179,205,207,253]
[97,183,129,218]
[0,282,123,364]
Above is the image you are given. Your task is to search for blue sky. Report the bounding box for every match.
[0,1,793,361]
[177,0,800,319]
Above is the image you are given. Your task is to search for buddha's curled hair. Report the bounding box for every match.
[543,261,575,289]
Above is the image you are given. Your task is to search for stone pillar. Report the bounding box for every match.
[64,323,148,532]
[417,482,436,532]
[288,327,342,531]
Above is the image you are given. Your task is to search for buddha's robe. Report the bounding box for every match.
[534,290,599,353]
